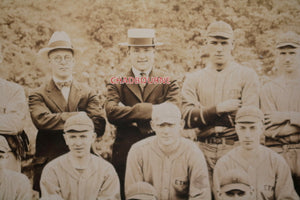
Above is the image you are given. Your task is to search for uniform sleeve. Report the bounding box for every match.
[97,164,121,200]
[29,90,73,130]
[240,68,260,107]
[124,145,144,197]
[188,145,211,200]
[85,89,106,136]
[274,155,299,200]
[181,73,222,130]
[40,164,64,199]
[105,83,153,125]
[0,84,26,135]
[260,84,300,137]
[15,174,32,200]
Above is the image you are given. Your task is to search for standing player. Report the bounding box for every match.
[260,31,300,195]
[182,21,260,182]
[106,28,180,198]
[0,42,29,172]
[125,103,211,200]
[214,106,298,200]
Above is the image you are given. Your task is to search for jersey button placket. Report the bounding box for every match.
[162,158,171,200]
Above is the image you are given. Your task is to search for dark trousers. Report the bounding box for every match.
[112,126,154,200]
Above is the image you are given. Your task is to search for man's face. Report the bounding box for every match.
[152,122,181,147]
[220,189,251,200]
[206,36,233,69]
[64,131,95,158]
[235,121,263,151]
[129,46,155,72]
[48,49,74,80]
[277,46,300,74]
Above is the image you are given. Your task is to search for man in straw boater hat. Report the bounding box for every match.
[213,106,298,200]
[40,113,120,200]
[260,31,300,195]
[125,102,210,200]
[182,21,260,183]
[29,31,106,194]
[105,28,180,199]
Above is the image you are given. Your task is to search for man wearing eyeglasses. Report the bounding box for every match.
[29,31,106,194]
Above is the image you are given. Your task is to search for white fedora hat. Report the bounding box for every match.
[119,28,163,47]
[38,31,80,59]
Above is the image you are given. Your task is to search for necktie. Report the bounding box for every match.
[140,72,147,91]
[56,81,72,90]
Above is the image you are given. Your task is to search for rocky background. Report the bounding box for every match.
[0,0,300,193]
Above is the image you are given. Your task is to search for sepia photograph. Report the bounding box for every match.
[0,0,300,199]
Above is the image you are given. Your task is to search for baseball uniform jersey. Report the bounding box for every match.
[125,136,211,200]
[40,153,120,200]
[213,145,299,200]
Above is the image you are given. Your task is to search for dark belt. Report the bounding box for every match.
[197,136,238,145]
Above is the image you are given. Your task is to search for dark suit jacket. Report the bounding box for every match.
[105,69,180,167]
[29,79,106,160]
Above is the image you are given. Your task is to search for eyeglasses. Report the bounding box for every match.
[51,55,73,64]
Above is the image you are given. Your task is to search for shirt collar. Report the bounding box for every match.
[131,66,152,78]
[52,75,73,84]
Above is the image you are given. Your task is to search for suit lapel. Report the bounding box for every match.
[46,79,67,112]
[125,70,143,102]
[68,81,82,112]
[143,70,159,101]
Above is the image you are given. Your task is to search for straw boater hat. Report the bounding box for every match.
[38,31,80,59]
[119,28,163,47]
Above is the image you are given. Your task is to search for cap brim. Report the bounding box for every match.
[222,183,249,193]
[208,33,232,39]
[235,116,262,123]
[64,125,93,133]
[154,119,180,125]
[118,42,163,47]
[276,42,299,48]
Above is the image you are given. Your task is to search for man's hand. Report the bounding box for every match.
[216,99,241,114]
[264,112,290,129]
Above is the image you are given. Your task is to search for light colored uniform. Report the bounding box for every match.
[0,169,32,200]
[0,78,28,171]
[182,62,260,180]
[125,136,211,200]
[40,153,120,200]
[260,76,300,193]
[213,145,299,200]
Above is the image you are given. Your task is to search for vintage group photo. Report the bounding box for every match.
[0,0,300,199]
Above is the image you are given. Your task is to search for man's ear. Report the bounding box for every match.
[91,132,96,142]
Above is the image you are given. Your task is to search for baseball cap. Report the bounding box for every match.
[126,182,157,200]
[235,106,264,123]
[276,31,300,48]
[0,135,11,153]
[220,169,251,193]
[152,103,181,125]
[64,112,94,133]
[206,21,233,39]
